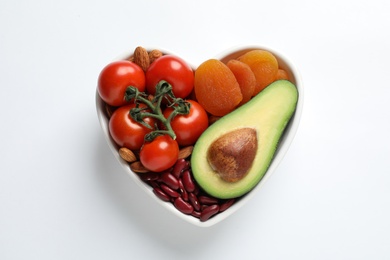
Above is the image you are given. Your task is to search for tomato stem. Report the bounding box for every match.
[124,80,190,141]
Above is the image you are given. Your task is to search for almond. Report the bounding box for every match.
[119,147,137,163]
[178,146,194,159]
[133,46,150,72]
[148,49,163,64]
[130,161,149,173]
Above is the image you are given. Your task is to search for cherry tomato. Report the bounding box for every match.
[140,135,179,172]
[163,100,208,146]
[109,104,154,150]
[146,55,194,99]
[98,61,145,107]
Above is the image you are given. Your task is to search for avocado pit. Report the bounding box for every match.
[207,128,258,182]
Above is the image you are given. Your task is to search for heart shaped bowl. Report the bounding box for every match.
[96,45,303,227]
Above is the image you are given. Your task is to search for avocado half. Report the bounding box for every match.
[191,80,298,199]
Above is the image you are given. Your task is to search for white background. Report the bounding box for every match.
[1,0,390,259]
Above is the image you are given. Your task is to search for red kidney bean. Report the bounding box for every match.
[188,192,201,212]
[191,210,201,219]
[181,189,189,202]
[158,172,179,190]
[160,184,180,198]
[172,158,188,178]
[178,179,189,201]
[192,183,200,195]
[201,204,208,211]
[174,197,193,215]
[181,170,195,193]
[198,195,219,205]
[153,187,170,202]
[219,199,235,212]
[178,178,184,192]
[139,172,159,181]
[149,180,159,189]
[141,157,237,222]
[200,204,220,222]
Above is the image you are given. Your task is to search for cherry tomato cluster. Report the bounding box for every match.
[98,54,209,172]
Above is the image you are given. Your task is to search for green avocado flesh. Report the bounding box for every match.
[191,80,298,199]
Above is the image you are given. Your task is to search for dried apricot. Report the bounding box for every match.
[275,69,289,80]
[226,59,256,106]
[238,50,278,95]
[194,59,242,116]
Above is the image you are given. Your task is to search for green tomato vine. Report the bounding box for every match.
[124,80,191,142]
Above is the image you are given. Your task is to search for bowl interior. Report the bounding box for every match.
[95,45,303,227]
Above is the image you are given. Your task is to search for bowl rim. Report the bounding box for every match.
[95,44,304,227]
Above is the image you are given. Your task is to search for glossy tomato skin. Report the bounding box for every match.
[98,61,145,107]
[146,55,194,99]
[109,104,154,150]
[140,135,179,172]
[163,100,208,146]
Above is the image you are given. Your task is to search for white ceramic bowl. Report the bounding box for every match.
[95,45,303,227]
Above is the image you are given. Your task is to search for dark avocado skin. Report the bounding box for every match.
[191,80,298,199]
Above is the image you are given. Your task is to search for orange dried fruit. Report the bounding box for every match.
[226,59,256,105]
[238,50,278,95]
[275,69,289,80]
[194,59,242,116]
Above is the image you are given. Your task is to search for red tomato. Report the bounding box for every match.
[98,61,145,107]
[140,135,179,172]
[109,104,154,150]
[146,55,194,98]
[163,100,208,146]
